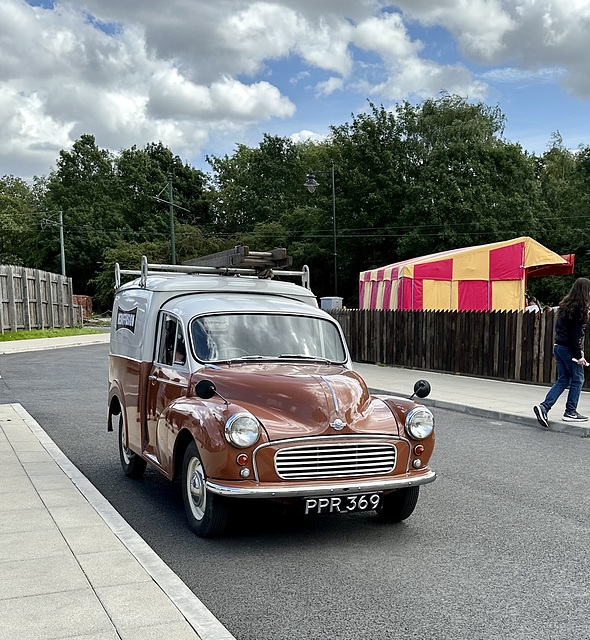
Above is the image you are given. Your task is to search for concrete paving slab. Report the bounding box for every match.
[0,506,56,535]
[37,487,97,509]
[0,474,38,494]
[0,461,27,478]
[62,525,127,556]
[0,553,89,600]
[0,589,115,640]
[76,549,154,588]
[0,486,44,511]
[95,581,189,630]
[21,461,69,477]
[64,633,120,640]
[120,621,207,640]
[8,440,45,453]
[16,450,55,463]
[0,425,40,441]
[48,503,110,530]
[29,472,77,491]
[0,528,71,563]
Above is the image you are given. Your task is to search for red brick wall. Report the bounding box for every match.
[73,295,93,319]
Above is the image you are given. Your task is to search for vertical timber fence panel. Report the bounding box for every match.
[329,307,590,390]
[0,265,80,333]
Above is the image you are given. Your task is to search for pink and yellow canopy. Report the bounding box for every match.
[359,237,574,311]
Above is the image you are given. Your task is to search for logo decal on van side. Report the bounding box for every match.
[116,307,137,333]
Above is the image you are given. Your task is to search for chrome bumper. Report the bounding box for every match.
[206,469,436,499]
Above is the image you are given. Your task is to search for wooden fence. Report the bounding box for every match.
[0,265,80,333]
[330,308,590,389]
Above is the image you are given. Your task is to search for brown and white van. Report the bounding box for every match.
[108,256,436,537]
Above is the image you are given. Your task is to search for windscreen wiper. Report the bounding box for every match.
[278,354,332,364]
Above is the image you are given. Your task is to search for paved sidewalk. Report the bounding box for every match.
[0,402,236,640]
[0,332,110,355]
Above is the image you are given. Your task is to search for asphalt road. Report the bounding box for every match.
[1,344,589,640]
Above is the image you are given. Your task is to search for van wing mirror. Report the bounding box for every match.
[196,380,217,399]
[410,379,431,399]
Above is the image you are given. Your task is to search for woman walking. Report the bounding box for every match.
[534,277,590,427]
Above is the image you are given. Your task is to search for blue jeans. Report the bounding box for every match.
[542,344,585,414]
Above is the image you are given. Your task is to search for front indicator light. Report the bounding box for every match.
[414,444,425,456]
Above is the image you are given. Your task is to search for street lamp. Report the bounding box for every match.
[304,159,337,296]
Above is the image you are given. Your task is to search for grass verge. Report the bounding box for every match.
[0,327,104,342]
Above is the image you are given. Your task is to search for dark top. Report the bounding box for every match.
[554,309,587,359]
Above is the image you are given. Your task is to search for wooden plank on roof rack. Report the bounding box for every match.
[182,246,293,270]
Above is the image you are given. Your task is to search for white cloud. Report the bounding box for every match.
[290,129,328,144]
[352,11,488,100]
[393,0,589,99]
[0,0,587,179]
[481,66,565,84]
[316,76,344,97]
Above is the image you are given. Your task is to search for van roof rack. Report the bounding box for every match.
[115,247,310,290]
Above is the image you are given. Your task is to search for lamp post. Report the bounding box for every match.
[304,159,337,296]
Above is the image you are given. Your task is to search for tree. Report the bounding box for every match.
[527,136,590,305]
[27,136,211,297]
[0,175,35,264]
[207,134,309,233]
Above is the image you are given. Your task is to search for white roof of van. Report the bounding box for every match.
[118,274,317,302]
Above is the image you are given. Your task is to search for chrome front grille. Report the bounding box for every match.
[274,442,397,480]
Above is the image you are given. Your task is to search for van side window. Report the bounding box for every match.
[157,314,187,367]
[174,325,187,365]
[157,315,177,366]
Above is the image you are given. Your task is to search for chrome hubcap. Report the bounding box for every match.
[186,457,206,520]
[120,418,132,465]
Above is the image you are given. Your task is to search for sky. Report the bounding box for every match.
[0,0,588,181]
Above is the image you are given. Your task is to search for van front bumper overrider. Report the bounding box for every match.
[205,468,436,499]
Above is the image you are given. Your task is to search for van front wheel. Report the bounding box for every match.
[376,486,419,522]
[182,441,228,538]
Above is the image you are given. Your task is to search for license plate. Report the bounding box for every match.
[304,493,382,515]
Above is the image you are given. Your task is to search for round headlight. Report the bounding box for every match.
[225,413,261,448]
[405,406,434,440]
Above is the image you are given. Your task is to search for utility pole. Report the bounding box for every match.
[39,210,66,276]
[58,210,66,276]
[168,175,176,264]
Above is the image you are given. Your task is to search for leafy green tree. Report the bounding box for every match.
[527,136,590,305]
[327,97,548,305]
[116,142,211,235]
[27,136,211,297]
[0,175,35,264]
[207,134,310,233]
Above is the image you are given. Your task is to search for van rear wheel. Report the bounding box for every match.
[182,441,228,537]
[117,414,146,479]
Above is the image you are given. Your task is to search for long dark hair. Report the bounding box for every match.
[558,277,590,320]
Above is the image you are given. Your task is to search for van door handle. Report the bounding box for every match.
[148,375,157,381]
